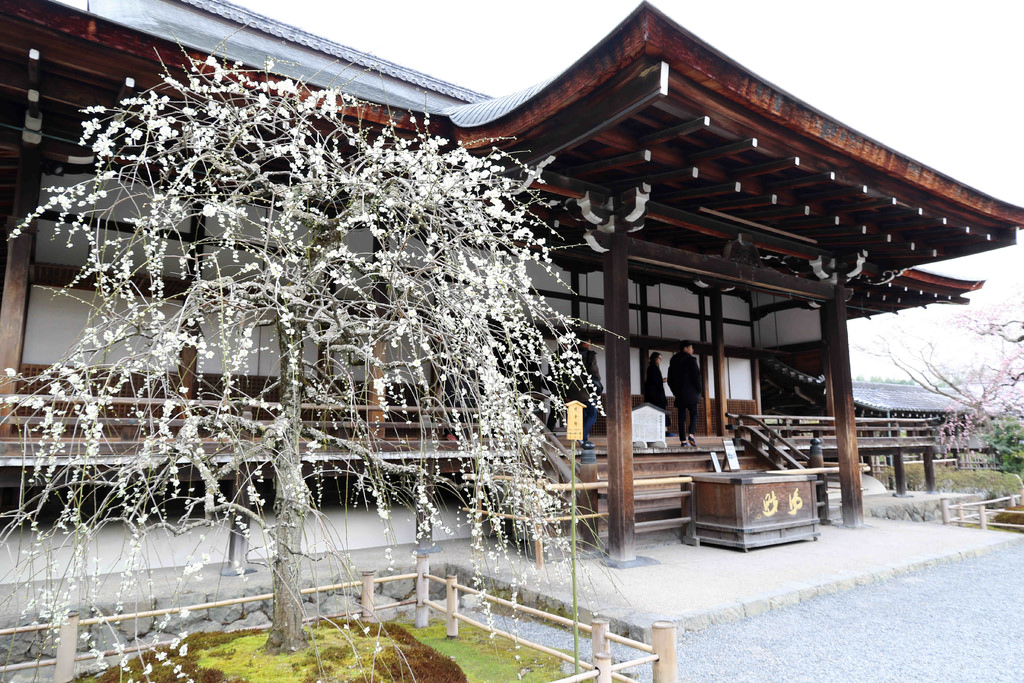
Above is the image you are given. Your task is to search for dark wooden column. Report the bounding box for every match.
[751,359,762,414]
[603,230,635,563]
[637,282,649,384]
[0,145,41,435]
[820,310,836,418]
[823,282,863,527]
[710,290,727,436]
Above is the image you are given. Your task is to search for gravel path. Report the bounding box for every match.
[484,542,1024,682]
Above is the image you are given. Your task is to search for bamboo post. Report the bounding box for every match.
[979,503,988,531]
[360,570,376,621]
[534,537,544,571]
[579,447,599,550]
[415,554,430,628]
[958,504,965,526]
[53,612,79,683]
[940,498,950,525]
[591,618,608,657]
[445,574,458,638]
[651,620,678,683]
[594,651,612,683]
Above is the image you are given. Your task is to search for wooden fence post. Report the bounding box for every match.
[361,570,376,621]
[415,554,430,628]
[445,574,458,638]
[940,498,950,525]
[958,504,965,526]
[979,503,988,531]
[591,618,608,659]
[53,612,79,683]
[651,620,677,682]
[594,651,612,683]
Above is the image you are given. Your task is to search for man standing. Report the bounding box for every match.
[667,339,702,447]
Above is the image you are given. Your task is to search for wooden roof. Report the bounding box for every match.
[0,0,1017,319]
[448,3,1021,316]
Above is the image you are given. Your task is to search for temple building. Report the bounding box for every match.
[0,0,1020,564]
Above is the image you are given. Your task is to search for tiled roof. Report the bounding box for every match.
[90,0,486,113]
[852,381,953,415]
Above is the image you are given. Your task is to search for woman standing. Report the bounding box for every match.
[643,352,668,412]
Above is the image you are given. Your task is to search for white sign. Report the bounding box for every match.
[710,451,722,472]
[723,439,741,471]
[631,404,668,447]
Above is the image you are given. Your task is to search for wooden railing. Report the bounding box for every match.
[728,413,943,496]
[941,496,1024,531]
[1,554,680,683]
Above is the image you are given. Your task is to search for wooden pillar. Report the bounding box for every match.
[603,230,634,563]
[823,283,863,527]
[570,271,581,320]
[637,282,649,385]
[820,308,836,418]
[751,358,762,414]
[0,145,41,435]
[710,290,727,436]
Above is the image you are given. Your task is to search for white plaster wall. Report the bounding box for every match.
[23,286,181,369]
[724,322,750,346]
[722,292,749,320]
[22,286,91,365]
[774,307,823,346]
[728,357,753,400]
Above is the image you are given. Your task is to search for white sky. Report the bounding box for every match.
[74,0,1024,377]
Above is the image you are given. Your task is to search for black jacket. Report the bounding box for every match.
[643,362,667,409]
[667,352,702,405]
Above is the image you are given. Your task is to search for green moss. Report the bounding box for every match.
[77,622,467,683]
[992,505,1024,532]
[406,620,567,683]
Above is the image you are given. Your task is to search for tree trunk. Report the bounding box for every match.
[264,334,309,654]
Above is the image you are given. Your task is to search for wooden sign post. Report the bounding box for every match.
[565,400,585,442]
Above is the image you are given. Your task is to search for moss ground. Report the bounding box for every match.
[74,618,567,683]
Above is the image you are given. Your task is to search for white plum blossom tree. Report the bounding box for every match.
[3,55,587,658]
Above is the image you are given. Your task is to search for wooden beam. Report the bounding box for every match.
[732,156,800,178]
[570,149,651,175]
[522,59,670,165]
[705,193,776,211]
[639,115,710,145]
[624,235,836,300]
[646,201,834,261]
[661,180,740,201]
[741,204,811,220]
[823,282,863,527]
[690,138,757,163]
[766,171,836,191]
[613,165,698,189]
[710,290,727,436]
[603,230,635,563]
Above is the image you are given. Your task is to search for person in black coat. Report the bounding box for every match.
[643,352,668,411]
[667,339,702,447]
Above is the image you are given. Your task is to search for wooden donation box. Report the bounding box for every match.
[690,472,820,551]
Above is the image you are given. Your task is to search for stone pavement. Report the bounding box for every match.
[363,491,1024,643]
